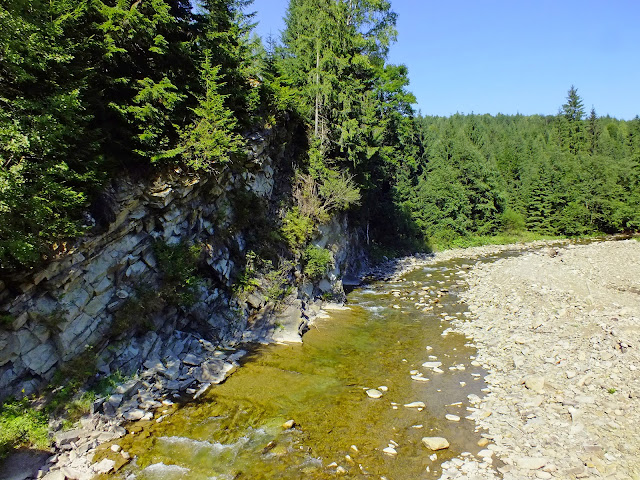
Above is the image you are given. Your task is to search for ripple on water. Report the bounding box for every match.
[139,462,190,480]
[155,434,259,470]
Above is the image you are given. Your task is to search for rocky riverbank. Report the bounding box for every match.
[2,296,346,480]
[439,238,640,480]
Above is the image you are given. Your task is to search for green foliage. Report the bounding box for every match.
[234,250,261,298]
[178,58,245,170]
[47,347,98,416]
[302,245,332,280]
[500,208,526,233]
[154,241,202,306]
[263,261,294,303]
[281,207,315,250]
[430,232,556,252]
[411,109,640,244]
[0,397,49,458]
[0,0,262,272]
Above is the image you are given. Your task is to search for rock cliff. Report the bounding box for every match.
[0,129,362,401]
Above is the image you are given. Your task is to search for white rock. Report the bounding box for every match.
[404,401,426,408]
[383,446,397,456]
[422,437,449,450]
[515,456,547,470]
[366,389,383,398]
[93,458,116,474]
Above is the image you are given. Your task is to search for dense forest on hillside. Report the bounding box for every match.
[0,0,638,274]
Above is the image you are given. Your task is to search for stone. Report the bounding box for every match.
[246,293,263,309]
[366,389,383,399]
[422,437,450,450]
[54,429,89,447]
[382,446,397,456]
[83,290,113,317]
[42,472,66,480]
[477,449,493,458]
[524,376,545,394]
[445,414,460,422]
[193,359,234,384]
[422,361,442,369]
[93,458,116,474]
[122,409,145,421]
[477,438,490,447]
[515,456,547,470]
[404,401,426,408]
[282,419,295,429]
[21,342,58,375]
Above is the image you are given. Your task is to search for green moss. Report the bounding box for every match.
[0,313,14,330]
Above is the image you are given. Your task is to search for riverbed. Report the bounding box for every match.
[96,253,512,479]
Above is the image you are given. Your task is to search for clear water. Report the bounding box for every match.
[98,256,497,480]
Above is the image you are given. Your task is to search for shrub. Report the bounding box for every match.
[281,208,314,250]
[154,240,202,306]
[302,245,332,280]
[500,208,526,233]
[0,397,49,458]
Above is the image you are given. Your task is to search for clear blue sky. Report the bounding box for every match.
[249,0,639,119]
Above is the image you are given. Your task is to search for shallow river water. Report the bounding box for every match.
[100,254,505,480]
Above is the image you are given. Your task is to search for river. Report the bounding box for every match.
[99,254,503,480]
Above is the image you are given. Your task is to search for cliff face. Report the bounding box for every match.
[0,129,362,401]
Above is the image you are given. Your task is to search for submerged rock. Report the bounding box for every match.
[366,389,383,398]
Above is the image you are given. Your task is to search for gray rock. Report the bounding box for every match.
[182,353,202,366]
[54,429,89,447]
[122,409,145,421]
[16,329,40,355]
[246,293,263,309]
[22,342,58,375]
[83,290,113,317]
[318,279,333,293]
[93,458,115,474]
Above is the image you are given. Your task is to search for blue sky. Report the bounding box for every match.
[249,0,639,119]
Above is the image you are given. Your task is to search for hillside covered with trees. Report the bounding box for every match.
[1,0,638,275]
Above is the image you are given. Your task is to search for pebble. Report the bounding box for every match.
[282,419,295,429]
[383,446,397,456]
[366,389,383,399]
[422,437,450,451]
[404,401,426,408]
[445,414,460,422]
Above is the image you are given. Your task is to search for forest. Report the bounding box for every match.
[1,0,638,274]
